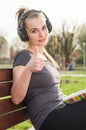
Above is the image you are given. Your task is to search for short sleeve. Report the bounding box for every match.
[13,50,32,67]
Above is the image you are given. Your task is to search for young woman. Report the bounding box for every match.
[11,7,86,130]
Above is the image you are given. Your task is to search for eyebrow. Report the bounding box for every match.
[27,27,38,31]
[27,24,46,31]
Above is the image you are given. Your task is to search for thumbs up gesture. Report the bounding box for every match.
[27,47,45,72]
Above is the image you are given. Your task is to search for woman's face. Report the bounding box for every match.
[25,14,49,47]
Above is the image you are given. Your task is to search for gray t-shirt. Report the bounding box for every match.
[13,50,65,130]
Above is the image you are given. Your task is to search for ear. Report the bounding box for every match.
[46,19,52,33]
[17,27,29,41]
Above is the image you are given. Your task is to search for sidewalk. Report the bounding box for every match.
[60,71,86,77]
[28,127,35,130]
[61,73,86,77]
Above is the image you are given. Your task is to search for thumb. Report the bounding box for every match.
[34,46,45,60]
[34,46,39,56]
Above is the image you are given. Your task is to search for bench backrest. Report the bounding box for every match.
[0,68,28,130]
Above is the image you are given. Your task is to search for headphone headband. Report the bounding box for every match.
[20,9,42,20]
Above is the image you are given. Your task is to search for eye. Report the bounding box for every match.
[42,25,47,30]
[31,29,37,33]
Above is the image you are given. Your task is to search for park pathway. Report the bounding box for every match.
[61,73,86,77]
[28,127,35,130]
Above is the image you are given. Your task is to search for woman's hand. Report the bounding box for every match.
[27,47,45,72]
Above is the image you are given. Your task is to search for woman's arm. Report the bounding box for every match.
[11,65,32,104]
[11,50,45,104]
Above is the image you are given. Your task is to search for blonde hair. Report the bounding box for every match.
[43,48,60,70]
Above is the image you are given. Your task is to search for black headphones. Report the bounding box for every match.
[17,9,52,41]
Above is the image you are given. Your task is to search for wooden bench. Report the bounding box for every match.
[0,68,29,130]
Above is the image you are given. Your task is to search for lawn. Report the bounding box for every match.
[61,76,86,95]
[7,120,33,130]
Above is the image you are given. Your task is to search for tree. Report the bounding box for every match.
[45,22,78,69]
[46,33,60,59]
[0,36,7,49]
[0,36,10,58]
[76,23,86,49]
[76,23,86,67]
[10,37,27,59]
[56,22,78,67]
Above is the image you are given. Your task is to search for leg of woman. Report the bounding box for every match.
[40,100,86,130]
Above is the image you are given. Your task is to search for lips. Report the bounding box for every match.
[38,38,46,42]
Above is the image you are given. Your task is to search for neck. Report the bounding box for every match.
[28,45,44,54]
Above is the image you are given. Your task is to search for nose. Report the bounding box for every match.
[39,30,44,37]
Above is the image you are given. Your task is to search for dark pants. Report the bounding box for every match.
[39,100,86,130]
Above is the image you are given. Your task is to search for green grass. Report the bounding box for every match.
[0,64,12,68]
[7,120,33,130]
[61,76,86,95]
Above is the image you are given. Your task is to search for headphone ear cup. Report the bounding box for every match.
[17,27,29,41]
[46,19,52,33]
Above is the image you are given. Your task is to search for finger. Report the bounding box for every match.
[34,46,39,56]
[33,46,45,61]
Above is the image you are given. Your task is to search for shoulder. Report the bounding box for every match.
[16,49,31,56]
[13,49,32,67]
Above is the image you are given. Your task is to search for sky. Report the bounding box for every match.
[0,0,86,44]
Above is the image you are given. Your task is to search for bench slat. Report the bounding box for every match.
[0,68,29,129]
[0,82,12,97]
[0,98,25,115]
[0,68,12,81]
[0,109,28,130]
